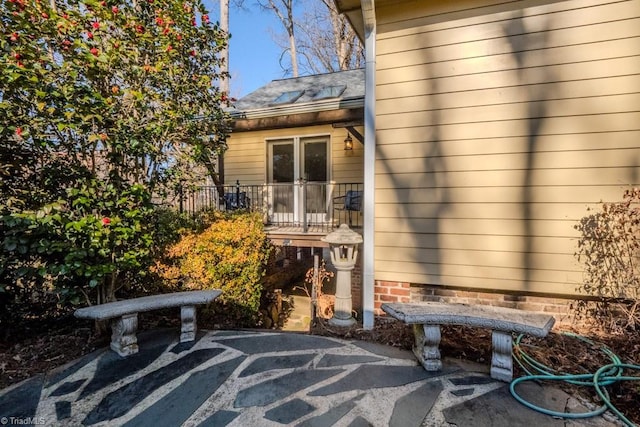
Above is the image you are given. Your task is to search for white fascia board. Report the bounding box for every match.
[229,97,364,120]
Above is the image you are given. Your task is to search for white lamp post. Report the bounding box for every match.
[322,224,363,327]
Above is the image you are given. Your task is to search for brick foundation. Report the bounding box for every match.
[373,281,411,315]
[372,282,577,324]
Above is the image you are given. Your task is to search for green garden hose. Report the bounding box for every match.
[510,332,640,427]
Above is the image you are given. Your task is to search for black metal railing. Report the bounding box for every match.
[178,181,364,232]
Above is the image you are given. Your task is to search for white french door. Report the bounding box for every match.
[267,136,329,225]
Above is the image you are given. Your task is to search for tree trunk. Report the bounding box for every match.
[289,31,298,77]
[202,153,226,207]
[220,0,230,96]
[286,3,298,77]
[260,0,298,77]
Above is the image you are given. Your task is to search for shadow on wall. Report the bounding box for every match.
[382,8,560,290]
[379,3,640,294]
[504,11,554,291]
[378,32,451,284]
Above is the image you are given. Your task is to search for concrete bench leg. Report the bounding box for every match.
[412,324,442,371]
[180,305,196,342]
[490,330,513,382]
[111,313,139,357]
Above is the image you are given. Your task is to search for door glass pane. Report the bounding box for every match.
[271,143,294,183]
[303,141,327,182]
[268,141,295,218]
[302,140,327,213]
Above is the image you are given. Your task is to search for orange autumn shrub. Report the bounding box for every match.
[154,212,272,320]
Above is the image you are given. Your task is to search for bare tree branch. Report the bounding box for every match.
[258,0,298,76]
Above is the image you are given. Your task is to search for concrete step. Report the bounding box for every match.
[282,294,312,332]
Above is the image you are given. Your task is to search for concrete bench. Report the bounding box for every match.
[381,302,555,382]
[75,290,221,357]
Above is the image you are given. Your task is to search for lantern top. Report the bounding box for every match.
[321,224,363,245]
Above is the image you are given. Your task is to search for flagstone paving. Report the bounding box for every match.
[0,329,620,426]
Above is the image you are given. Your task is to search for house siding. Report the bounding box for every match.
[373,0,640,295]
[225,124,364,185]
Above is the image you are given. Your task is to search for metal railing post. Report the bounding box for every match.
[235,179,240,209]
[302,179,308,233]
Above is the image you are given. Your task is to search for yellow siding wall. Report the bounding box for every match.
[225,124,364,185]
[374,0,640,295]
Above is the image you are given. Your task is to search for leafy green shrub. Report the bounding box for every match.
[1,0,230,329]
[154,212,272,323]
[150,208,199,255]
[1,180,154,306]
[574,188,640,331]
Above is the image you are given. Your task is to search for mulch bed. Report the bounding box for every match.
[0,316,107,389]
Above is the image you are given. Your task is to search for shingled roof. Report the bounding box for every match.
[229,69,365,119]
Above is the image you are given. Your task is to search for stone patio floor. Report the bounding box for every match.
[0,329,621,426]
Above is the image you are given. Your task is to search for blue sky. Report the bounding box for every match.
[202,2,290,98]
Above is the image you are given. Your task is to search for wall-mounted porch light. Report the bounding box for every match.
[344,133,353,151]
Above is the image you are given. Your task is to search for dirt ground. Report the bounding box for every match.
[1,313,638,425]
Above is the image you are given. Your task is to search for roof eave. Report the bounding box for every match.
[232,106,364,132]
[229,96,364,120]
[333,0,365,41]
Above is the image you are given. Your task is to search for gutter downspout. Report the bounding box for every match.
[361,0,376,330]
